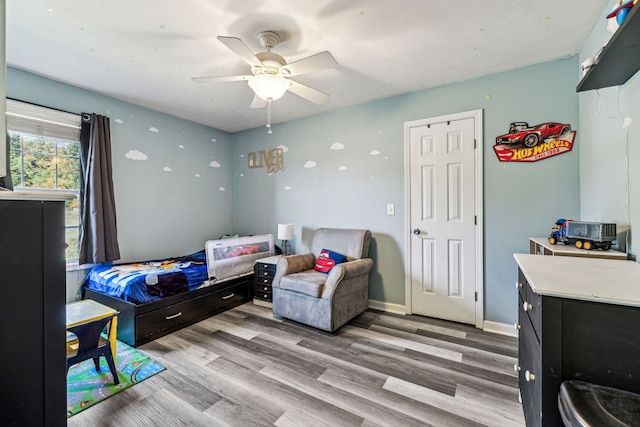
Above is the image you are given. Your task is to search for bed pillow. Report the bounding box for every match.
[314,249,347,273]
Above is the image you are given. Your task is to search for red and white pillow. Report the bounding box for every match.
[314,249,347,273]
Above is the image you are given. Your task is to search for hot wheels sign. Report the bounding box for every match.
[493,122,576,162]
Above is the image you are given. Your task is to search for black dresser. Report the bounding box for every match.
[514,253,640,426]
[0,193,74,426]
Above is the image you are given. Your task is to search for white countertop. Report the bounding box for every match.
[0,190,76,201]
[514,253,640,308]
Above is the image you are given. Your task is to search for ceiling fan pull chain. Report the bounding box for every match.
[267,98,273,134]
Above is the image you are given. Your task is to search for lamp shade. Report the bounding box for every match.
[249,75,291,101]
[277,223,293,240]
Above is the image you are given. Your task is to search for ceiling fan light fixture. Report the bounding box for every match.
[248,74,291,101]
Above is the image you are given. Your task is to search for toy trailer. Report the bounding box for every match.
[549,220,616,250]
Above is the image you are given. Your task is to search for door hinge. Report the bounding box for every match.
[474,139,477,149]
[474,215,477,225]
[475,291,478,302]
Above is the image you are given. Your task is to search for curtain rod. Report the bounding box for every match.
[7,97,81,116]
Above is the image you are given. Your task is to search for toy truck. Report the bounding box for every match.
[548,219,616,250]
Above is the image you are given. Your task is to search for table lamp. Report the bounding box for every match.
[277,223,293,256]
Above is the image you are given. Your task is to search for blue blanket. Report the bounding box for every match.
[84,251,208,304]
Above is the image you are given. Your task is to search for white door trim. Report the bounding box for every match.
[403,109,484,329]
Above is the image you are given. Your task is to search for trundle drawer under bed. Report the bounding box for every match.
[84,274,252,347]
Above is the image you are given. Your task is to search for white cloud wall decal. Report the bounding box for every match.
[338,165,347,171]
[163,166,172,172]
[114,119,123,124]
[304,160,317,169]
[219,187,226,191]
[149,127,160,133]
[209,160,221,168]
[284,185,292,190]
[370,150,380,155]
[178,145,185,149]
[277,144,289,152]
[331,142,344,150]
[125,150,148,161]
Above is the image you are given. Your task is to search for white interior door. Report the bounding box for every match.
[405,111,481,326]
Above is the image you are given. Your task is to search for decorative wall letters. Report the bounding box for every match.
[248,147,286,173]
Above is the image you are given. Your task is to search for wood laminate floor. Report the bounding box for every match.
[68,303,525,427]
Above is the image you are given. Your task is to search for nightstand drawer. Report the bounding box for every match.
[256,261,277,273]
[254,283,272,294]
[253,287,272,302]
[256,275,274,285]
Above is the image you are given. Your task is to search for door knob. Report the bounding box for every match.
[413,229,421,235]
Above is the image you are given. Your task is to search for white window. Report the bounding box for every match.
[6,99,82,263]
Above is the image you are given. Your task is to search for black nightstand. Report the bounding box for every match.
[253,255,281,307]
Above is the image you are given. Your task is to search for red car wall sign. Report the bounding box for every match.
[493,121,576,162]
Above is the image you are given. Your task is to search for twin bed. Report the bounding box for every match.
[83,234,274,347]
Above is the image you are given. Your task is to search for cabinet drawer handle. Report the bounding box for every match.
[166,312,183,320]
[515,281,523,289]
[514,323,521,330]
[514,363,521,373]
[525,370,535,382]
[222,293,235,300]
[523,301,532,312]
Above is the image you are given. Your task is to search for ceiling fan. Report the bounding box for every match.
[192,31,338,132]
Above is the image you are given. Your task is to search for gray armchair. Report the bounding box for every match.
[272,228,373,331]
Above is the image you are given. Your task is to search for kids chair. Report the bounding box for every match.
[66,313,120,385]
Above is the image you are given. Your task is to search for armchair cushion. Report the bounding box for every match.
[314,248,347,273]
[280,270,327,298]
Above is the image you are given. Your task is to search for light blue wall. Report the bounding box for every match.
[578,0,639,257]
[8,54,584,324]
[7,67,235,300]
[231,57,581,324]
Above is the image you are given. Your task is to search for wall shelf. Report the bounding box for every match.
[577,4,640,92]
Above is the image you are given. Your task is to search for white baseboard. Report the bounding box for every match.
[483,320,517,337]
[368,299,406,315]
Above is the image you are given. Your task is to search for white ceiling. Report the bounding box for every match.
[7,1,609,133]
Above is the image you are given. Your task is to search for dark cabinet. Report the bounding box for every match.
[515,254,640,426]
[254,256,279,303]
[0,196,70,426]
[516,271,562,427]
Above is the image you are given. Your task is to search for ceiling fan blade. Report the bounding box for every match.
[191,75,251,83]
[281,51,338,77]
[217,36,263,68]
[287,80,330,104]
[250,95,267,109]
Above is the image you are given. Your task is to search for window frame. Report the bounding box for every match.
[6,100,82,265]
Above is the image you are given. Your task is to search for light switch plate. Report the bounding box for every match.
[386,203,395,215]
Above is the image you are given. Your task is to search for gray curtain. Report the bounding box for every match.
[79,113,120,264]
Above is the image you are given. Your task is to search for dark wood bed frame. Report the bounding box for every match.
[84,274,253,347]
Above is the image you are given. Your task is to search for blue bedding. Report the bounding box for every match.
[83,251,208,304]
